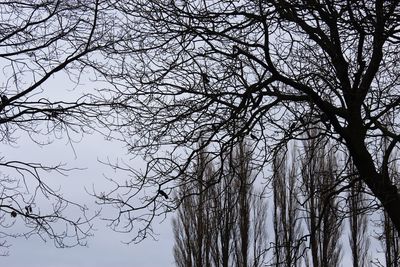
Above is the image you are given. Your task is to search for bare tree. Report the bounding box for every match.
[347,163,371,267]
[380,212,400,267]
[86,1,400,239]
[172,170,213,267]
[234,143,251,267]
[231,142,268,267]
[173,141,268,267]
[272,147,303,267]
[250,189,268,267]
[173,146,227,267]
[300,135,343,267]
[0,0,124,252]
[374,161,400,267]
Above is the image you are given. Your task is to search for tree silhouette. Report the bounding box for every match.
[0,1,121,252]
[173,141,268,267]
[272,148,304,267]
[300,134,343,267]
[347,162,371,267]
[90,1,400,238]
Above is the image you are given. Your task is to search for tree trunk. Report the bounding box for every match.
[349,138,400,234]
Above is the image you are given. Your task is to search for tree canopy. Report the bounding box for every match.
[0,0,119,252]
[90,0,400,238]
[2,0,400,254]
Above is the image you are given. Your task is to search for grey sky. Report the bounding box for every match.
[0,220,174,267]
[0,88,386,266]
[0,109,386,267]
[0,33,387,267]
[0,105,175,267]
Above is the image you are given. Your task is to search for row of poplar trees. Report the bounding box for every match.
[172,131,400,266]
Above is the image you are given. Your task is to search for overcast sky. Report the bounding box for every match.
[0,87,386,266]
[0,134,176,267]
[0,114,387,267]
[0,130,383,267]
[0,89,176,267]
[0,57,386,267]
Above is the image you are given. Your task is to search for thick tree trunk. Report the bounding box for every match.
[359,170,400,234]
[348,138,400,234]
[372,179,400,234]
